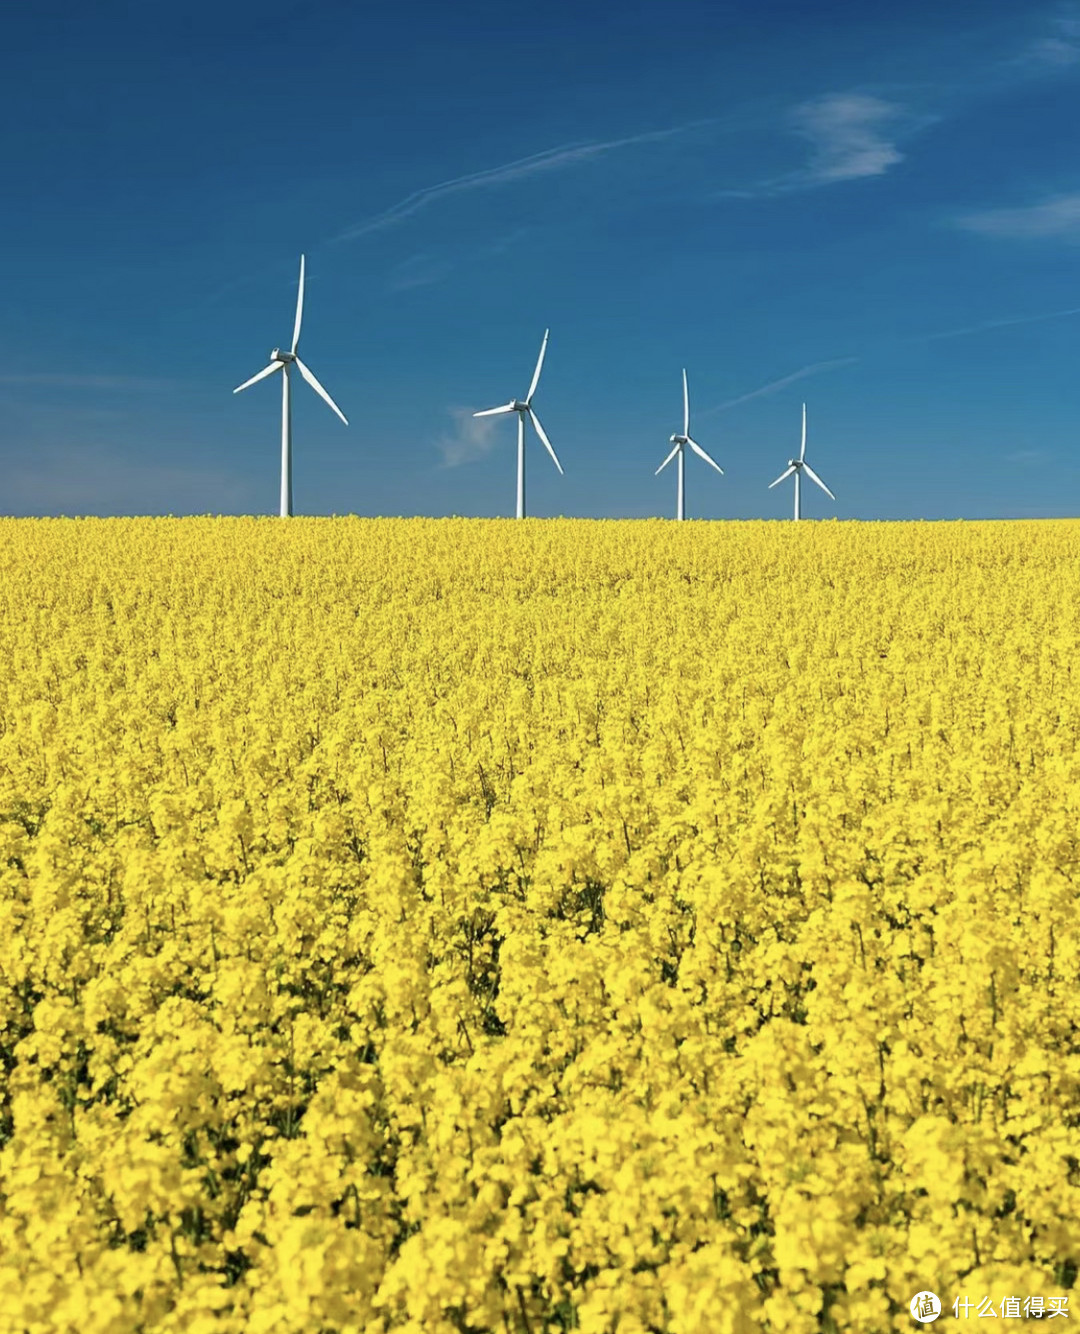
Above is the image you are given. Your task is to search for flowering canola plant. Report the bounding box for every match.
[0,515,1078,1333]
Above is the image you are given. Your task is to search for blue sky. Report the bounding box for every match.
[4,0,1080,520]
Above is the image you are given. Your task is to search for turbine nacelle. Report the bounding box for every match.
[511,400,529,412]
[271,349,296,364]
[670,434,688,445]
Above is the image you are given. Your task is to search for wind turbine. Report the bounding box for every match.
[233,254,348,517]
[768,403,835,520]
[473,329,563,519]
[655,369,724,520]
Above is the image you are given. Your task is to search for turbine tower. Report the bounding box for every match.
[655,369,724,520]
[768,402,835,521]
[233,254,348,517]
[473,329,563,519]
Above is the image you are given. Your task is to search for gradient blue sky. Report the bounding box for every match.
[4,0,1080,519]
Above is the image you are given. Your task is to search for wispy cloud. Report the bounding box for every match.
[333,121,712,242]
[435,407,505,468]
[700,357,860,417]
[914,304,1080,340]
[485,226,536,256]
[385,252,454,292]
[793,94,907,183]
[1005,447,1051,464]
[718,93,918,200]
[199,256,322,313]
[1024,6,1080,65]
[383,228,536,293]
[955,192,1080,240]
[698,301,1080,419]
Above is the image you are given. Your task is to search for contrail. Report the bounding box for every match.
[914,305,1080,342]
[699,356,860,417]
[199,123,710,309]
[330,121,715,243]
[700,303,1080,417]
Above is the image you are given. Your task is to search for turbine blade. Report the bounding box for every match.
[768,465,796,489]
[291,254,305,355]
[294,357,348,425]
[527,329,549,402]
[802,462,835,500]
[528,408,563,474]
[800,402,807,461]
[683,368,689,438]
[687,438,723,474]
[473,403,516,417]
[233,361,282,393]
[656,443,681,475]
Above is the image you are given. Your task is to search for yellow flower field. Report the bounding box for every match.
[1,515,1078,1333]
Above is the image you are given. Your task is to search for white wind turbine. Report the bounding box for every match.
[233,254,348,517]
[768,402,835,520]
[655,369,724,520]
[473,329,563,519]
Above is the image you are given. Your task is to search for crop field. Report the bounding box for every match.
[1,515,1079,1333]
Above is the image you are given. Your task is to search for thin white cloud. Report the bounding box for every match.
[955,192,1080,240]
[385,252,454,292]
[435,407,505,469]
[1030,35,1080,63]
[793,94,906,183]
[383,229,536,293]
[717,93,918,200]
[702,305,1080,422]
[485,226,536,256]
[915,304,1080,341]
[700,357,860,417]
[333,121,713,242]
[1005,447,1051,464]
[1024,7,1080,65]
